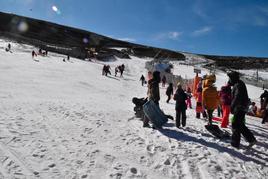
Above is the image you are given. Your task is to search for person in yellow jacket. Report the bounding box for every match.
[202,74,220,125]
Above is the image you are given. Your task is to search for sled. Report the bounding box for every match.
[143,100,168,128]
[212,117,222,122]
[205,124,230,139]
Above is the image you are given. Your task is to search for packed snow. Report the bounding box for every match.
[0,39,267,179]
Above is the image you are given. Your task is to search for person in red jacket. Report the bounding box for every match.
[219,83,232,128]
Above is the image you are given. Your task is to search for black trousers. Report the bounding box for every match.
[231,110,256,147]
[166,95,171,103]
[262,109,268,124]
[176,109,186,127]
[207,109,214,124]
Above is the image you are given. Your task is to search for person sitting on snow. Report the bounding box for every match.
[247,102,257,116]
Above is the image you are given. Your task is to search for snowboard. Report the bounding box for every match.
[205,124,230,139]
[143,100,168,128]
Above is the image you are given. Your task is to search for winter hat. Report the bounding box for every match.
[227,71,240,84]
[206,74,216,83]
[177,82,182,88]
[152,71,161,83]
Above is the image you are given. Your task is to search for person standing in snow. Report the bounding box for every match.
[115,66,119,77]
[173,83,188,128]
[260,90,268,124]
[186,87,192,109]
[162,75,167,87]
[196,80,207,119]
[140,75,146,86]
[219,83,232,128]
[32,50,37,58]
[119,64,125,77]
[166,83,174,103]
[202,74,220,125]
[143,71,161,127]
[102,65,106,76]
[227,71,257,148]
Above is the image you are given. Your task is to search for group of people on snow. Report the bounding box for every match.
[102,64,125,77]
[141,70,258,149]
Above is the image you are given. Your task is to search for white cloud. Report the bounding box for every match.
[192,26,212,36]
[155,31,183,40]
[118,38,136,42]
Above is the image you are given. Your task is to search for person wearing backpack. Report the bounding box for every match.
[173,83,188,128]
[219,83,232,128]
[227,71,256,148]
[166,83,173,103]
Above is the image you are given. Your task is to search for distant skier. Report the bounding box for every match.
[119,64,125,77]
[39,48,42,55]
[166,83,173,103]
[173,83,188,128]
[227,71,257,148]
[5,43,11,52]
[115,67,119,77]
[107,65,111,75]
[161,75,167,87]
[31,50,37,58]
[102,65,106,75]
[67,55,70,61]
[140,75,146,86]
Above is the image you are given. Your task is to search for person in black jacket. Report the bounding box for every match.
[227,71,256,148]
[260,90,268,124]
[173,83,188,128]
[140,75,146,86]
[166,83,173,103]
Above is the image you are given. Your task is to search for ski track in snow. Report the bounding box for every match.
[0,39,267,178]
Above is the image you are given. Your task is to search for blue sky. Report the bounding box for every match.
[1,0,268,57]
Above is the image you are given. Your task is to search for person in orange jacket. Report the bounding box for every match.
[219,83,232,128]
[193,73,201,100]
[202,74,220,125]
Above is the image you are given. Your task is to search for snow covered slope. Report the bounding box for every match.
[0,39,267,179]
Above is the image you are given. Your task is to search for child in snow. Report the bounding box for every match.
[247,102,257,116]
[173,83,188,128]
[202,74,220,125]
[219,83,232,128]
[166,83,173,103]
[186,87,192,109]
